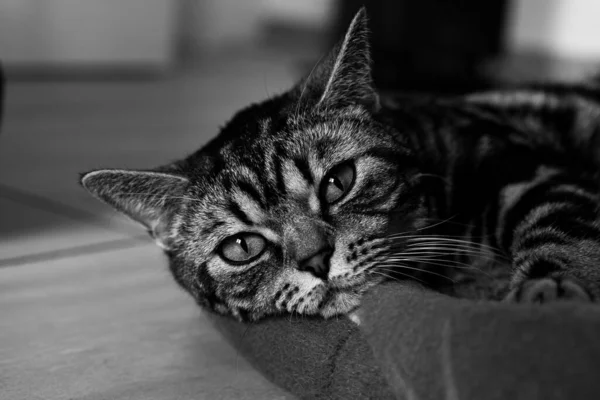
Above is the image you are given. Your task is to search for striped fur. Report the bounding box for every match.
[81,9,600,321]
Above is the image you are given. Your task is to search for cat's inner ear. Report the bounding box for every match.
[80,169,188,249]
[296,7,379,112]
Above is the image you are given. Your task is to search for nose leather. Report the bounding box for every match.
[288,219,333,280]
[298,247,333,280]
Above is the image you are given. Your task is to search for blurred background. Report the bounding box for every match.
[2,1,600,399]
[3,0,600,264]
[2,0,600,86]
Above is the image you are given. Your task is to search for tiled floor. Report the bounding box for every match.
[0,48,303,399]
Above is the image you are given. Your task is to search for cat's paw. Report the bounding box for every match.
[504,277,594,304]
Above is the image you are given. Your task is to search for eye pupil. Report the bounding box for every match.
[220,233,266,264]
[330,176,344,191]
[237,237,249,253]
[321,162,355,204]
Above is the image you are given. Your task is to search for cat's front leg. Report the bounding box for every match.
[498,173,600,304]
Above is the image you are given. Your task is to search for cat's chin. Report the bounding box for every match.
[319,290,363,319]
[317,275,384,318]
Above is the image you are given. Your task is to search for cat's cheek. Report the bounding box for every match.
[328,251,354,280]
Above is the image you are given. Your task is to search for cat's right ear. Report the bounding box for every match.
[80,169,188,249]
[293,7,379,113]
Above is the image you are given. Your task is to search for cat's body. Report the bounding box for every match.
[82,9,600,322]
[383,87,600,301]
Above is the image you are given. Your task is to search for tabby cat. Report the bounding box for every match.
[81,9,600,322]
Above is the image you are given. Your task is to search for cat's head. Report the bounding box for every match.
[81,9,424,321]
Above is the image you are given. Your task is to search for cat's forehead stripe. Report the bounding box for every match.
[235,179,265,208]
[292,157,314,185]
[282,159,311,196]
[226,200,254,226]
[232,190,266,225]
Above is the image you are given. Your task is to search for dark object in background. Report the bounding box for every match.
[333,0,509,94]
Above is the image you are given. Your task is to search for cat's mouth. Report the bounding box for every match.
[318,287,363,318]
[273,271,377,318]
[327,273,367,290]
[314,277,377,318]
[328,280,364,291]
[316,271,388,318]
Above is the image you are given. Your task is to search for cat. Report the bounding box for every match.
[81,8,600,322]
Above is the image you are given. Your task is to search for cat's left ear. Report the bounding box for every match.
[80,169,188,249]
[295,7,379,112]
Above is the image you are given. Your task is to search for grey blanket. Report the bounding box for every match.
[209,281,600,399]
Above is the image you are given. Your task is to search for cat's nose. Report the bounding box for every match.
[298,246,333,280]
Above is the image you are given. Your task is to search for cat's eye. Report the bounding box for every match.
[219,233,266,264]
[321,162,355,204]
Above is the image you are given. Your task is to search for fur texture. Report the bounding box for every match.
[81,9,600,321]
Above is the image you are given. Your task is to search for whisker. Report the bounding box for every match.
[402,246,481,256]
[376,267,435,286]
[406,236,488,245]
[388,235,498,249]
[390,254,475,268]
[369,269,427,285]
[387,216,497,234]
[403,239,508,260]
[404,246,496,259]
[416,217,492,231]
[404,245,495,258]
[390,234,501,251]
[387,234,505,257]
[414,215,459,231]
[400,249,473,256]
[385,256,492,277]
[406,236,501,250]
[389,232,489,240]
[396,251,491,266]
[369,269,405,282]
[401,251,501,267]
[377,263,456,283]
[405,243,508,261]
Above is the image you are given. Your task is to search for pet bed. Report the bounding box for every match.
[208,281,600,399]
